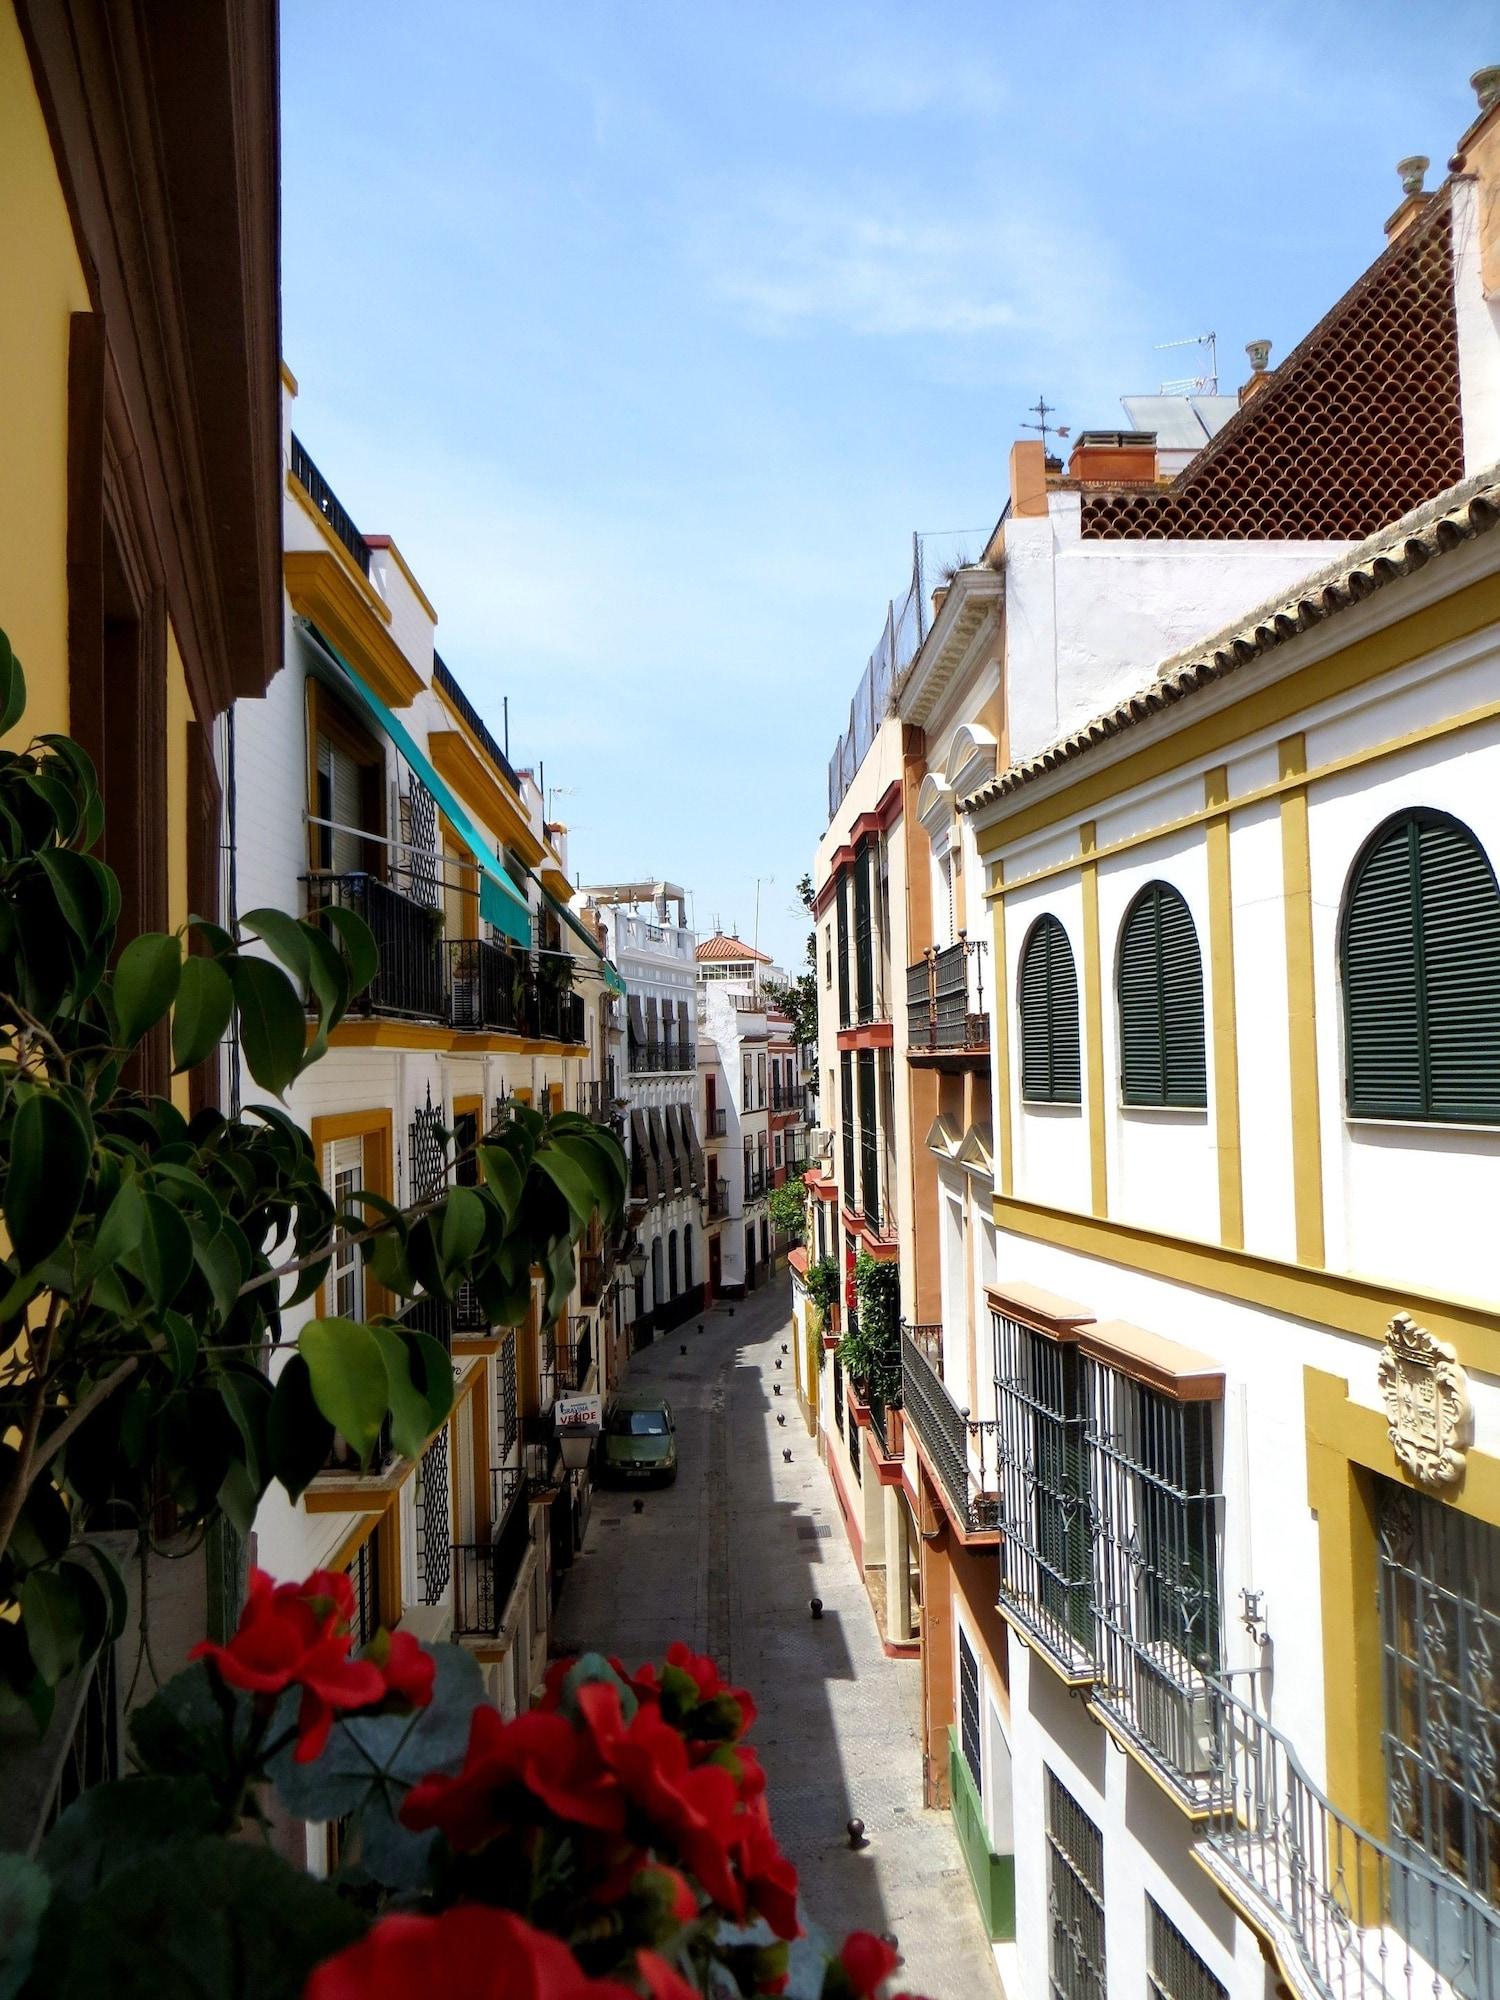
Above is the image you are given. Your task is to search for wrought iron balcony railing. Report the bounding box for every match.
[534,980,586,1046]
[899,1322,998,1535]
[305,873,445,1021]
[707,1176,729,1219]
[628,1043,696,1074]
[743,1165,768,1200]
[291,434,371,576]
[907,936,989,1053]
[446,936,529,1034]
[453,1469,531,1638]
[1198,1674,1500,2000]
[769,1080,802,1111]
[552,1317,593,1392]
[433,652,520,794]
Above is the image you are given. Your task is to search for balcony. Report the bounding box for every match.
[446,937,529,1034]
[576,1077,620,1120]
[707,1176,729,1219]
[433,652,520,795]
[534,979,586,1046]
[306,873,445,1021]
[628,1043,696,1074]
[399,1286,487,1347]
[769,1080,802,1112]
[707,1108,728,1138]
[907,937,989,1068]
[743,1165,768,1201]
[453,1469,531,1639]
[899,1322,999,1537]
[552,1317,593,1392]
[1199,1677,1500,2000]
[291,434,371,577]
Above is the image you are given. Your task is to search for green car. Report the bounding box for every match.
[602,1391,677,1484]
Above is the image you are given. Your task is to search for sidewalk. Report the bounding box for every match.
[555,1279,1001,2000]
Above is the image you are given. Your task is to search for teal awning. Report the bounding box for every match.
[546,889,627,996]
[303,626,533,947]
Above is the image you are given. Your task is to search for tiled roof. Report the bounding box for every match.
[961,472,1500,814]
[1079,192,1462,542]
[695,933,771,963]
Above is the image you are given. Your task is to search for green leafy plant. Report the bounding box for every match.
[0,624,625,1735]
[766,1179,806,1247]
[800,1257,839,1316]
[837,1255,900,1398]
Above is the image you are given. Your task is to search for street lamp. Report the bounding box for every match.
[626,1239,648,1283]
[557,1429,594,1473]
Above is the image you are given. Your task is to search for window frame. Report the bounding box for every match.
[1339,807,1500,1126]
[1018,913,1083,1107]
[1115,880,1207,1111]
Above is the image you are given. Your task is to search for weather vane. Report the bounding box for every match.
[1023,395,1070,454]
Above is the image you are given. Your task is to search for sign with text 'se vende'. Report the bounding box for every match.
[556,1392,603,1436]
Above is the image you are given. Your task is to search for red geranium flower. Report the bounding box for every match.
[191,1568,387,1762]
[634,1951,701,2000]
[362,1627,437,1710]
[835,1934,901,1998]
[402,1701,626,1850]
[304,1906,641,2000]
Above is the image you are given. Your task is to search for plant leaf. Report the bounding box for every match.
[315,902,378,995]
[267,1354,334,1503]
[5,1090,90,1269]
[297,1318,388,1465]
[112,932,182,1047]
[438,1184,486,1275]
[230,955,307,1097]
[171,957,234,1073]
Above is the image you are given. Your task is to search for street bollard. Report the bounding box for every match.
[782,1448,792,1464]
[632,1498,644,1514]
[776,1414,785,1426]
[810,1598,823,1620]
[846,1818,867,1850]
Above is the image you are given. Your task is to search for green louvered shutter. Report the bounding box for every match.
[1119,883,1204,1107]
[1345,813,1500,1122]
[1343,819,1424,1116]
[1419,818,1500,1121]
[1020,915,1081,1104]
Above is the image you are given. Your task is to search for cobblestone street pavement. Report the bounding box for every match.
[555,1278,1001,2000]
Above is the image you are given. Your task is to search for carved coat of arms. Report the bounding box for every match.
[1376,1312,1473,1490]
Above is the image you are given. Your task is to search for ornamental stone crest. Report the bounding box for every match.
[1376,1312,1473,1490]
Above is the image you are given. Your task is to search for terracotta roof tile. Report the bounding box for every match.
[1080,192,1462,542]
[695,933,771,963]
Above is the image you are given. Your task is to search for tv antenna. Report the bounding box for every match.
[1155,332,1218,395]
[1022,395,1070,455]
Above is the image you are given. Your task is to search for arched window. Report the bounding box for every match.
[1018,914,1081,1104]
[1341,810,1500,1122]
[1117,882,1206,1108]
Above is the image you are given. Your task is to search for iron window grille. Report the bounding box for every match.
[347,1529,383,1650]
[413,1428,452,1606]
[1020,914,1082,1103]
[1378,1478,1500,1941]
[1341,809,1500,1123]
[993,1314,1095,1673]
[1046,1769,1106,2000]
[1084,1359,1223,1805]
[958,1628,983,1792]
[833,1355,845,1436]
[1147,1901,1225,2000]
[848,1408,862,1485]
[836,873,852,1028]
[408,1089,447,1203]
[496,1336,519,1461]
[1117,881,1206,1108]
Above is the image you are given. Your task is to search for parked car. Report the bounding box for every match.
[602,1390,677,1484]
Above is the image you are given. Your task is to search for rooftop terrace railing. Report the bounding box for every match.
[291,434,371,577]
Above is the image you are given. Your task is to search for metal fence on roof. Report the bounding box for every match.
[826,529,986,825]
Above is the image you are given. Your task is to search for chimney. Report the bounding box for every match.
[1385,155,1431,240]
[1008,439,1049,518]
[1239,339,1274,406]
[1065,431,1157,485]
[1453,68,1500,303]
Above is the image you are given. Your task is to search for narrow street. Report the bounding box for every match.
[555,1278,1000,2000]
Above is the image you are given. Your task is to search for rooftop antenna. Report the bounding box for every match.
[1022,395,1070,455]
[546,783,575,822]
[1155,332,1218,395]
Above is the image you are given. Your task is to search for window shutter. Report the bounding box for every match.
[1118,883,1205,1108]
[1343,819,1424,1117]
[1418,817,1500,1120]
[1019,915,1081,1104]
[1344,812,1500,1122]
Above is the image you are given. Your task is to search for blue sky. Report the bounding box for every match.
[280,2,1493,967]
